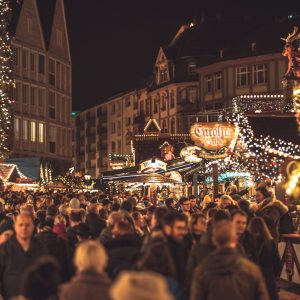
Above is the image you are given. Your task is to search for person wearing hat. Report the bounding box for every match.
[74,223,91,245]
[110,271,173,300]
[0,217,14,245]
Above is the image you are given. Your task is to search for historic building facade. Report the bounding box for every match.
[74,17,296,176]
[10,0,72,173]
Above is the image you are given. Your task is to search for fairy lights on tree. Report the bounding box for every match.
[0,0,13,161]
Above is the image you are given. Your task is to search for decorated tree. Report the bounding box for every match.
[0,0,13,161]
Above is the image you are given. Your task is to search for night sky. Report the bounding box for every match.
[64,0,300,111]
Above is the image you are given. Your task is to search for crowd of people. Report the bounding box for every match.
[0,180,295,300]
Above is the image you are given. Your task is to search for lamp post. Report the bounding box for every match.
[84,173,91,190]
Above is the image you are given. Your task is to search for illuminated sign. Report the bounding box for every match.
[110,162,125,170]
[180,146,202,163]
[190,122,235,151]
[205,172,252,183]
[140,159,167,173]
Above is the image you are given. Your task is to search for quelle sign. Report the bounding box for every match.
[190,122,235,151]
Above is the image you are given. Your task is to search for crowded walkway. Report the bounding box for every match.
[0,181,298,300]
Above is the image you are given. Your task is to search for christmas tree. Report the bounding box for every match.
[0,0,13,161]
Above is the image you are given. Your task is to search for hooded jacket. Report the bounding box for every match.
[256,198,288,241]
[190,247,270,300]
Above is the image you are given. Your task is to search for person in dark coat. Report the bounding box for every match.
[36,219,74,282]
[190,220,270,300]
[231,210,257,263]
[162,211,189,287]
[0,213,48,299]
[19,256,60,300]
[248,217,281,300]
[66,210,83,249]
[85,203,106,239]
[60,240,111,300]
[255,186,288,241]
[104,220,142,279]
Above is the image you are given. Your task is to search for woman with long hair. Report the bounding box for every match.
[248,217,281,300]
[136,241,181,300]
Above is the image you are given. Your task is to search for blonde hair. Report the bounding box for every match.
[54,214,66,226]
[219,195,234,207]
[74,240,108,273]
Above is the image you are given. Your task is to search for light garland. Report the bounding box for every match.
[0,0,13,161]
[0,163,28,182]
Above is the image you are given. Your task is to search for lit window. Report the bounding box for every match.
[205,75,212,93]
[14,118,20,141]
[253,64,267,84]
[38,123,44,143]
[22,119,28,141]
[236,66,250,87]
[30,121,36,142]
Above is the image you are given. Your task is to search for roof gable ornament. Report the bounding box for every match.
[144,118,161,133]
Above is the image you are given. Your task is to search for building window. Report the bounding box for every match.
[22,49,28,69]
[56,29,63,48]
[126,117,131,126]
[111,104,115,114]
[22,119,28,141]
[140,101,144,114]
[30,53,35,72]
[205,75,212,93]
[154,98,158,114]
[15,82,21,102]
[13,47,19,66]
[162,119,167,131]
[14,118,20,141]
[49,91,55,119]
[118,140,121,153]
[111,141,116,152]
[253,64,267,84]
[236,66,250,87]
[30,121,36,142]
[178,90,186,104]
[38,123,44,143]
[159,67,169,83]
[38,88,45,107]
[214,72,222,91]
[117,121,121,135]
[133,98,138,110]
[188,88,197,104]
[125,97,131,107]
[49,126,56,153]
[161,95,166,110]
[26,17,32,33]
[111,122,115,134]
[170,118,175,133]
[146,98,152,115]
[170,91,175,108]
[22,84,29,104]
[38,54,45,74]
[49,59,55,85]
[30,87,36,106]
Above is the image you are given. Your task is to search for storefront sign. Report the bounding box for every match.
[190,122,235,151]
[110,162,125,170]
[140,159,167,173]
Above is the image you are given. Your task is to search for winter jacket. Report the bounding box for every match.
[190,247,270,300]
[36,231,74,282]
[256,198,288,241]
[239,231,257,263]
[85,213,106,239]
[104,234,142,279]
[60,271,111,300]
[254,238,281,300]
[0,236,48,299]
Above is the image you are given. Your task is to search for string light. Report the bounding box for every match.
[0,0,13,161]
